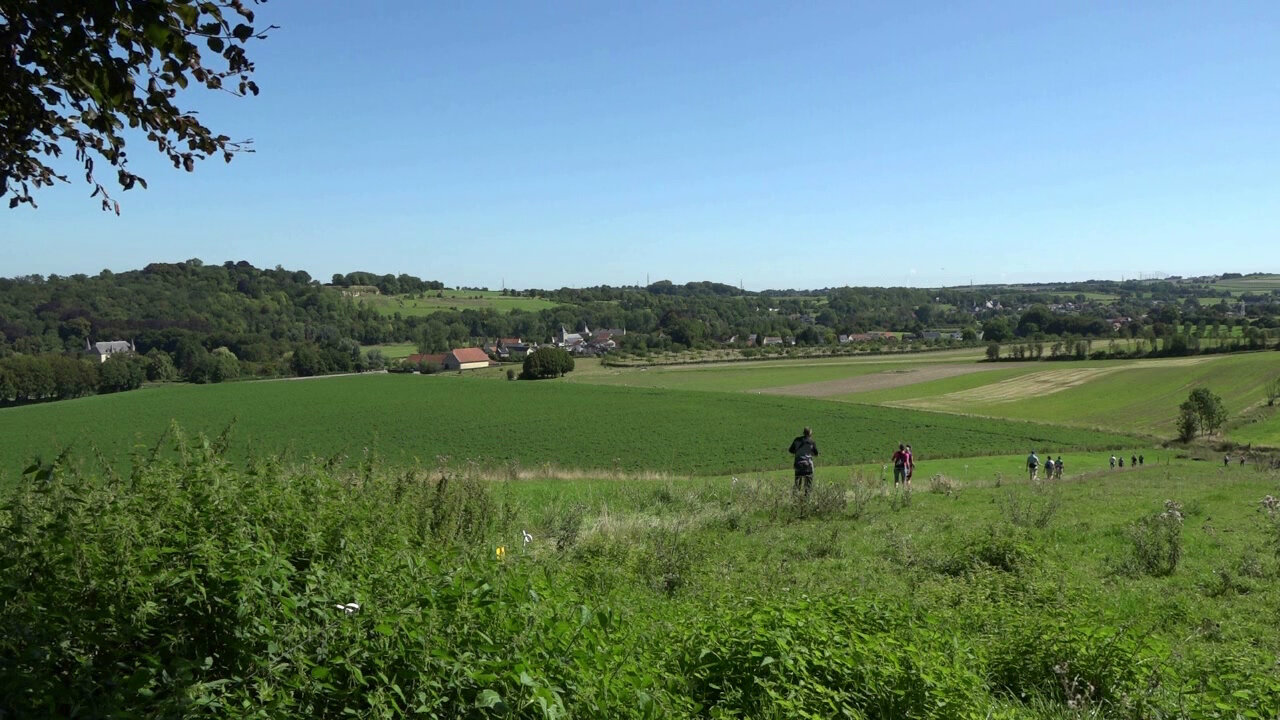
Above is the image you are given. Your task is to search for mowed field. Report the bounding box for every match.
[0,372,1140,484]
[353,289,561,316]
[577,351,1280,445]
[867,353,1279,440]
[571,348,988,393]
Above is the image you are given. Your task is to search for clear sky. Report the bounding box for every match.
[4,1,1278,289]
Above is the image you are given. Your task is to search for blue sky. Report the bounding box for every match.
[4,1,1278,289]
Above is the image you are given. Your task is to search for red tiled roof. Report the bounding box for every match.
[450,347,491,364]
[500,337,522,345]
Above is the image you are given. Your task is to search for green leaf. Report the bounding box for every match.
[374,623,394,636]
[144,23,171,48]
[475,689,506,710]
[311,666,330,680]
[175,4,199,28]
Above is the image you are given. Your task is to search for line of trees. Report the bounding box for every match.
[0,353,147,406]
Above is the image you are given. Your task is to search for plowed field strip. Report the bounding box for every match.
[757,364,1006,397]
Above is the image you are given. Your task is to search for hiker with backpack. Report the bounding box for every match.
[1027,450,1039,481]
[891,443,910,486]
[789,427,819,496]
[904,444,915,486]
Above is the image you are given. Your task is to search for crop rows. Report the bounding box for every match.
[0,374,1140,481]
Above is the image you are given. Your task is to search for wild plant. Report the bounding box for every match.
[846,470,880,519]
[1123,500,1184,577]
[1260,494,1280,559]
[889,483,913,511]
[928,473,960,496]
[1000,481,1062,529]
[800,526,845,561]
[639,525,698,596]
[550,501,587,551]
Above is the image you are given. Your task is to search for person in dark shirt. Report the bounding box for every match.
[789,427,819,495]
[892,444,911,486]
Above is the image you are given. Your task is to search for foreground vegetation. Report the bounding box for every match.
[3,429,1278,718]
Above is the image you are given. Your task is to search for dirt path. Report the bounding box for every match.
[756,363,1006,398]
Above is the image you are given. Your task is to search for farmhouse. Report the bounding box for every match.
[405,353,447,368]
[87,339,134,363]
[444,347,495,371]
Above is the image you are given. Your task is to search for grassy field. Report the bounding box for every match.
[574,351,1280,446]
[1210,274,1280,295]
[0,373,1142,484]
[352,289,561,316]
[363,342,417,360]
[4,341,1280,717]
[871,352,1278,440]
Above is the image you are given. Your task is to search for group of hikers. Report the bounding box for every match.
[1109,454,1145,469]
[1024,451,1065,481]
[787,429,1180,495]
[786,428,916,495]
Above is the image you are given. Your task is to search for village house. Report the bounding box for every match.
[500,338,533,356]
[444,347,495,371]
[554,325,584,347]
[87,339,134,363]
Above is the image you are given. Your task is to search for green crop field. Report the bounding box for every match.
[352,289,561,316]
[0,373,1142,484]
[1211,274,1280,294]
[4,348,1280,718]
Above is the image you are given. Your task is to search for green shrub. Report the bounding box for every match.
[522,347,574,379]
[674,597,987,718]
[983,611,1150,709]
[932,523,1033,576]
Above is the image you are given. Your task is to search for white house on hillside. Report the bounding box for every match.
[87,339,135,363]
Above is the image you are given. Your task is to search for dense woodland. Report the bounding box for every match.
[0,260,1277,405]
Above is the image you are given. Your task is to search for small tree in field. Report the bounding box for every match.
[1177,387,1227,440]
[1266,376,1280,407]
[1176,404,1199,442]
[985,343,1001,362]
[522,347,574,379]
